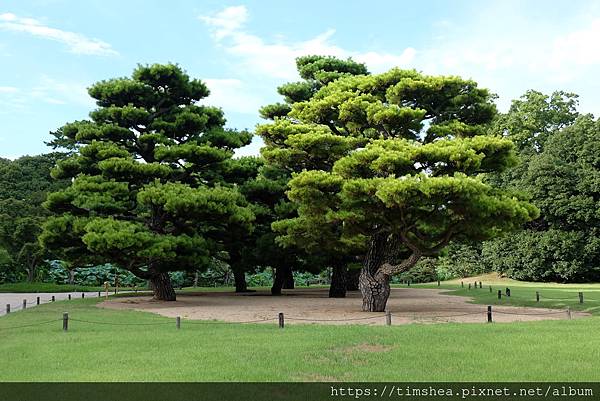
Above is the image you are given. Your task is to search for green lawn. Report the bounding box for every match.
[1,279,600,381]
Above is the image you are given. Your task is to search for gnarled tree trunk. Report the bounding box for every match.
[150,272,176,301]
[329,262,347,298]
[359,233,421,312]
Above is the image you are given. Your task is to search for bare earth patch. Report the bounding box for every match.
[98,288,590,325]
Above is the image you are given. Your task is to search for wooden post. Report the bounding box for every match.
[98,291,101,297]
[506,288,511,297]
[489,285,492,293]
[536,291,540,302]
[407,281,410,287]
[567,307,572,320]
[82,293,85,299]
[63,312,68,331]
[579,292,583,304]
[278,312,284,328]
[176,316,181,330]
[468,283,471,290]
[22,299,26,310]
[461,281,464,288]
[497,290,502,299]
[479,282,482,289]
[6,304,10,314]
[385,311,392,326]
[437,280,440,287]
[36,296,40,305]
[487,305,492,323]
[68,294,71,300]
[52,295,55,302]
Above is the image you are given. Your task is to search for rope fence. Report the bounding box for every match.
[0,282,596,331]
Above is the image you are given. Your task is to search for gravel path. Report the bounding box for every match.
[0,291,106,316]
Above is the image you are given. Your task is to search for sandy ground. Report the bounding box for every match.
[99,288,590,325]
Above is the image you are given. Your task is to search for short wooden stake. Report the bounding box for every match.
[176,316,181,330]
[536,291,540,302]
[506,288,511,297]
[497,290,502,299]
[98,291,101,297]
[36,296,40,305]
[6,304,10,314]
[487,305,492,323]
[278,312,285,328]
[68,294,71,300]
[51,295,55,302]
[579,292,584,304]
[489,285,492,293]
[22,299,26,310]
[82,293,85,299]
[479,282,482,289]
[567,307,572,320]
[468,283,471,290]
[385,311,392,326]
[461,281,464,288]
[63,312,68,331]
[407,281,410,287]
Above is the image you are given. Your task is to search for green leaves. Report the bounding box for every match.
[42,64,257,281]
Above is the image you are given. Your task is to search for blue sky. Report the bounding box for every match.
[1,0,600,158]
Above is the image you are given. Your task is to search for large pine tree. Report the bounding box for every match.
[41,64,254,300]
[265,68,539,311]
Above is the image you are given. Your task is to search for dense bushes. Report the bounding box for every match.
[483,230,600,282]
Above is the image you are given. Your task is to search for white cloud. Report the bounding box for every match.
[0,76,92,113]
[0,86,18,93]
[199,6,415,80]
[0,12,117,56]
[199,78,263,114]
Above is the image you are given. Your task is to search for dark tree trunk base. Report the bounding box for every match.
[233,269,248,293]
[359,269,390,312]
[283,266,295,289]
[346,268,360,291]
[271,267,284,296]
[150,272,176,301]
[329,263,347,298]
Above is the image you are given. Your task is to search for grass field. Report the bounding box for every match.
[1,276,600,381]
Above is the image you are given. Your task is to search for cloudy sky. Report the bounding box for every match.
[1,0,600,158]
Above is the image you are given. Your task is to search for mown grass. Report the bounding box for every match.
[1,285,600,381]
[412,275,600,316]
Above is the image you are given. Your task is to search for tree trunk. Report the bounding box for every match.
[359,270,390,312]
[193,271,199,287]
[329,262,347,298]
[271,267,284,296]
[283,266,294,289]
[150,272,176,301]
[233,268,249,292]
[346,267,360,291]
[68,269,75,285]
[359,233,422,312]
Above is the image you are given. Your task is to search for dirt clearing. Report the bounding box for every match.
[99,288,589,325]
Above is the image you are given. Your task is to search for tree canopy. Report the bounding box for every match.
[40,63,255,300]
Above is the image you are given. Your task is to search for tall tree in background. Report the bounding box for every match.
[40,64,254,300]
[0,154,69,281]
[273,68,538,311]
[259,55,369,297]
